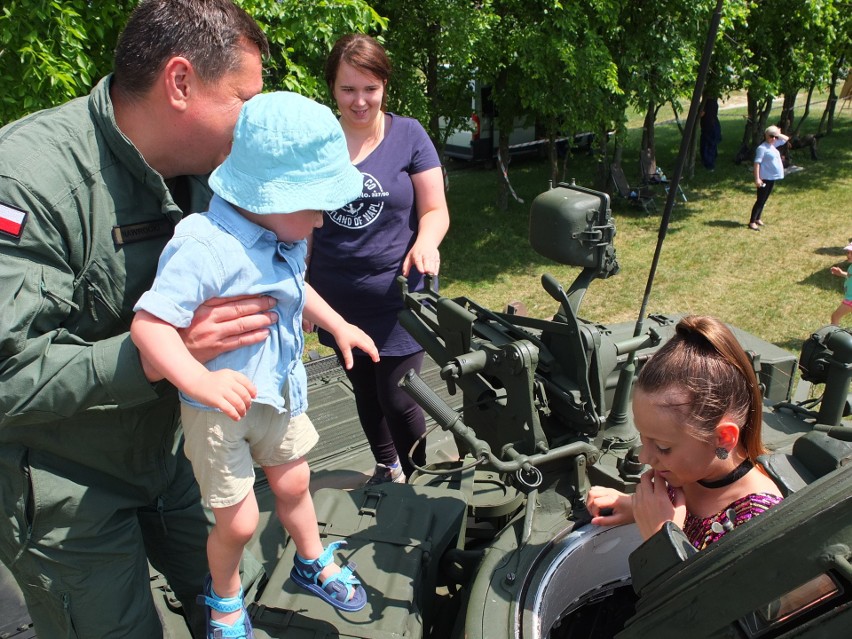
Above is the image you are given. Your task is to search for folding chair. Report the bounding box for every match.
[610,163,656,213]
[639,148,687,203]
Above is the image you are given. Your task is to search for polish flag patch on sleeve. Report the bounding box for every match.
[0,201,28,239]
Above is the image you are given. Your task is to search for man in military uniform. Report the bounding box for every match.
[0,1,275,636]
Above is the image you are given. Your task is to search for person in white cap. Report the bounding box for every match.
[131,91,377,638]
[748,124,790,231]
[829,243,852,325]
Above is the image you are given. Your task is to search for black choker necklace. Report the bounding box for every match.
[698,458,754,489]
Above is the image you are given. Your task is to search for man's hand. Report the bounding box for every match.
[178,295,276,363]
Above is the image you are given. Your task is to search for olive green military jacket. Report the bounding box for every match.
[0,76,212,486]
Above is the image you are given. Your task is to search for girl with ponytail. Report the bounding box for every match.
[587,316,783,550]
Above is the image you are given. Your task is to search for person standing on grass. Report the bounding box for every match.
[829,243,852,325]
[748,125,789,231]
[699,95,722,171]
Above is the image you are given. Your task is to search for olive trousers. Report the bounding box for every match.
[0,442,261,638]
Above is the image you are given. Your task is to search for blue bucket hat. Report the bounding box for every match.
[209,92,363,214]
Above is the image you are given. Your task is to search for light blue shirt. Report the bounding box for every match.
[753,139,786,181]
[134,195,308,415]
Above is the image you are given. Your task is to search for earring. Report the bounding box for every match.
[715,447,729,460]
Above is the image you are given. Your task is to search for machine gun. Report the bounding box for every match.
[397,181,671,499]
[243,178,852,639]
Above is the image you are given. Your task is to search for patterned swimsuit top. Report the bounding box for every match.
[682,492,783,550]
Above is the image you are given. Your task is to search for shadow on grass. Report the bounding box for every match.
[814,246,851,257]
[800,267,848,293]
[442,116,851,286]
[706,220,744,229]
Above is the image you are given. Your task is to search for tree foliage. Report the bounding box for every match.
[0,1,132,124]
[713,0,844,154]
[241,0,385,102]
[1,0,846,190]
[0,0,382,125]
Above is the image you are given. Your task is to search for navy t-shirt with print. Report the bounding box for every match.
[309,113,440,357]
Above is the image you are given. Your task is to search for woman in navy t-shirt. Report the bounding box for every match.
[309,33,450,484]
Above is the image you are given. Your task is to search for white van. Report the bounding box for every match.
[441,82,538,161]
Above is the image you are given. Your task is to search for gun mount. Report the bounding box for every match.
[396,182,677,495]
[240,182,852,639]
[4,181,851,639]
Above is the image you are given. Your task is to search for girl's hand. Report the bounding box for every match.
[830,266,844,277]
[186,369,257,421]
[587,486,635,526]
[633,470,686,539]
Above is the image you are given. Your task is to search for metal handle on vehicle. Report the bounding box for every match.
[400,369,601,475]
[399,369,494,464]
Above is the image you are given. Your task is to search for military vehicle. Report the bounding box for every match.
[3,2,851,638]
[239,1,852,631]
[221,191,849,639]
[4,205,850,638]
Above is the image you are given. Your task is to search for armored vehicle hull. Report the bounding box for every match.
[4,184,851,639]
[5,2,852,634]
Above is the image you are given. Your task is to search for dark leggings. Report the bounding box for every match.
[342,351,427,477]
[750,179,775,224]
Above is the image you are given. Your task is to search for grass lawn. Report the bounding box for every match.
[436,96,851,355]
[306,93,851,361]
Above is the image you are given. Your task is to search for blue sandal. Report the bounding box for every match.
[290,540,367,612]
[197,574,254,639]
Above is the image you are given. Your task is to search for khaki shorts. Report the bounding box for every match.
[181,404,319,508]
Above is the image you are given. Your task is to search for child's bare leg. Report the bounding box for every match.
[264,457,341,582]
[208,492,259,625]
[831,302,852,325]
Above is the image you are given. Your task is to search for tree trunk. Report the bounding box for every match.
[493,67,512,210]
[779,93,797,134]
[819,56,844,135]
[560,129,577,184]
[496,132,511,211]
[547,134,558,186]
[737,90,773,164]
[596,125,611,192]
[543,116,559,185]
[641,101,656,156]
[794,81,815,135]
[685,117,698,179]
